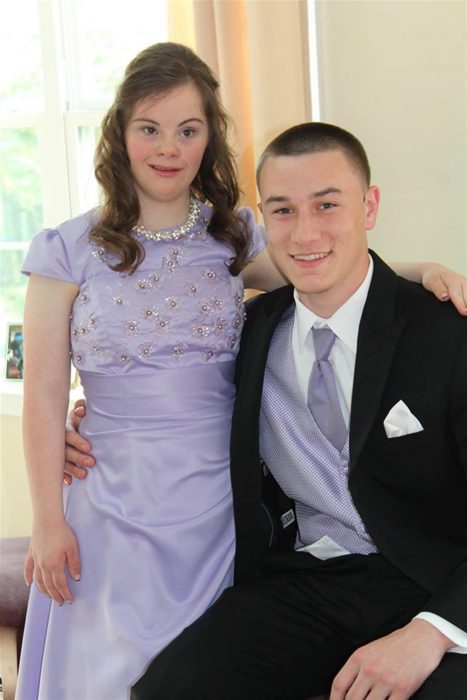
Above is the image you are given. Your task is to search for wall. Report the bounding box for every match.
[315,0,466,271]
[1,413,31,537]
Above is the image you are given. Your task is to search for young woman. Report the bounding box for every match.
[17,42,467,699]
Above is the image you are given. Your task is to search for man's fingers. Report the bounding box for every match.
[65,426,92,452]
[64,459,92,480]
[64,430,94,469]
[64,439,95,467]
[330,660,358,700]
[67,399,87,431]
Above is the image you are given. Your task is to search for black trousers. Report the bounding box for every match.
[132,552,467,699]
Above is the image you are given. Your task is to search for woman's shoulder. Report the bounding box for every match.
[22,208,101,285]
[197,201,257,231]
[50,208,99,243]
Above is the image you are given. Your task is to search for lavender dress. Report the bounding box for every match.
[17,203,264,700]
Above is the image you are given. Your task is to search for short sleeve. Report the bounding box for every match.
[21,210,95,285]
[238,207,266,261]
[21,228,76,283]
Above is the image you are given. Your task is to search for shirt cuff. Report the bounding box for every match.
[414,612,467,654]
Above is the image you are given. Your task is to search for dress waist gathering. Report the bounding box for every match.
[79,359,236,419]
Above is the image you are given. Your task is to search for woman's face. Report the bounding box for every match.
[125,82,209,220]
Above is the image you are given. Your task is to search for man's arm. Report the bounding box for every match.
[330,619,453,700]
[331,329,467,699]
[392,261,467,316]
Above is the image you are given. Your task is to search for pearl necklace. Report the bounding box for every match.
[133,198,201,242]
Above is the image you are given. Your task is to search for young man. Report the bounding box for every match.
[131,123,467,699]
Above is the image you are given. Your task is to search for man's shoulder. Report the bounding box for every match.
[240,286,294,348]
[395,273,466,328]
[244,285,294,316]
[370,251,465,333]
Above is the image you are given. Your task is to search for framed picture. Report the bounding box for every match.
[5,323,24,380]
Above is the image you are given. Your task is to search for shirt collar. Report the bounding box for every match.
[294,255,374,354]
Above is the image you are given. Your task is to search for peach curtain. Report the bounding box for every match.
[168,0,312,209]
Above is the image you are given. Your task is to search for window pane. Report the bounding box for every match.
[61,0,169,110]
[76,126,101,211]
[0,246,28,321]
[0,128,43,242]
[0,2,43,112]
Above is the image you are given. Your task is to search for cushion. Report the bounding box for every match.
[0,537,30,628]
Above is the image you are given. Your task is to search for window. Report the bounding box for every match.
[0,0,168,350]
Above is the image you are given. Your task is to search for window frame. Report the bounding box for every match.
[0,0,168,412]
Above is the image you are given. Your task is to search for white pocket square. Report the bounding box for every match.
[383,400,424,438]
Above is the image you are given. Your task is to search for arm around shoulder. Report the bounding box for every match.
[390,260,467,315]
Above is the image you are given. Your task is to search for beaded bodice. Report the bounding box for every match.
[71,230,245,374]
[22,203,263,375]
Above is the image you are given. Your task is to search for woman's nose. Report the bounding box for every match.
[156,135,180,157]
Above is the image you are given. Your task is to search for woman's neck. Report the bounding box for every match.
[137,193,192,231]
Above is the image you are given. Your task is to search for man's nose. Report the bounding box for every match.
[290,210,321,244]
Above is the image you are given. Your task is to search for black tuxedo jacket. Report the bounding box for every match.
[230,252,467,630]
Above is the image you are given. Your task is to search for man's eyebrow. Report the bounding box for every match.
[264,195,290,206]
[311,187,342,197]
[264,187,342,206]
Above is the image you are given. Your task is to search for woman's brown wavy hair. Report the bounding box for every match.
[90,42,250,275]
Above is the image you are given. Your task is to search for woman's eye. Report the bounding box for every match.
[142,126,156,135]
[180,127,196,138]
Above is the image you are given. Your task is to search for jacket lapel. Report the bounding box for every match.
[349,253,406,468]
[231,286,295,580]
[237,255,407,476]
[238,286,295,405]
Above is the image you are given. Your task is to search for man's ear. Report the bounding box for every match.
[257,201,263,214]
[364,185,380,231]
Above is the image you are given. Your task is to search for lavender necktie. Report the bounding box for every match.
[307,327,348,450]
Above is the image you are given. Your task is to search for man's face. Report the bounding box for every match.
[258,149,380,317]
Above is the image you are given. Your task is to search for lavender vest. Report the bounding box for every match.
[260,306,377,555]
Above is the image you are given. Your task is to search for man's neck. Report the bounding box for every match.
[295,255,373,321]
[297,259,371,318]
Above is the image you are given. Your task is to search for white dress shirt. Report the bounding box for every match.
[290,256,467,653]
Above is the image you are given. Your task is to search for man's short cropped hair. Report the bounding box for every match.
[256,122,371,190]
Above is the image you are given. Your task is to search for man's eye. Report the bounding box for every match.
[273,207,292,215]
[319,202,335,210]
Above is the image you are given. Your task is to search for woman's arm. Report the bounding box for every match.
[22,274,80,604]
[243,250,467,315]
[241,248,286,292]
